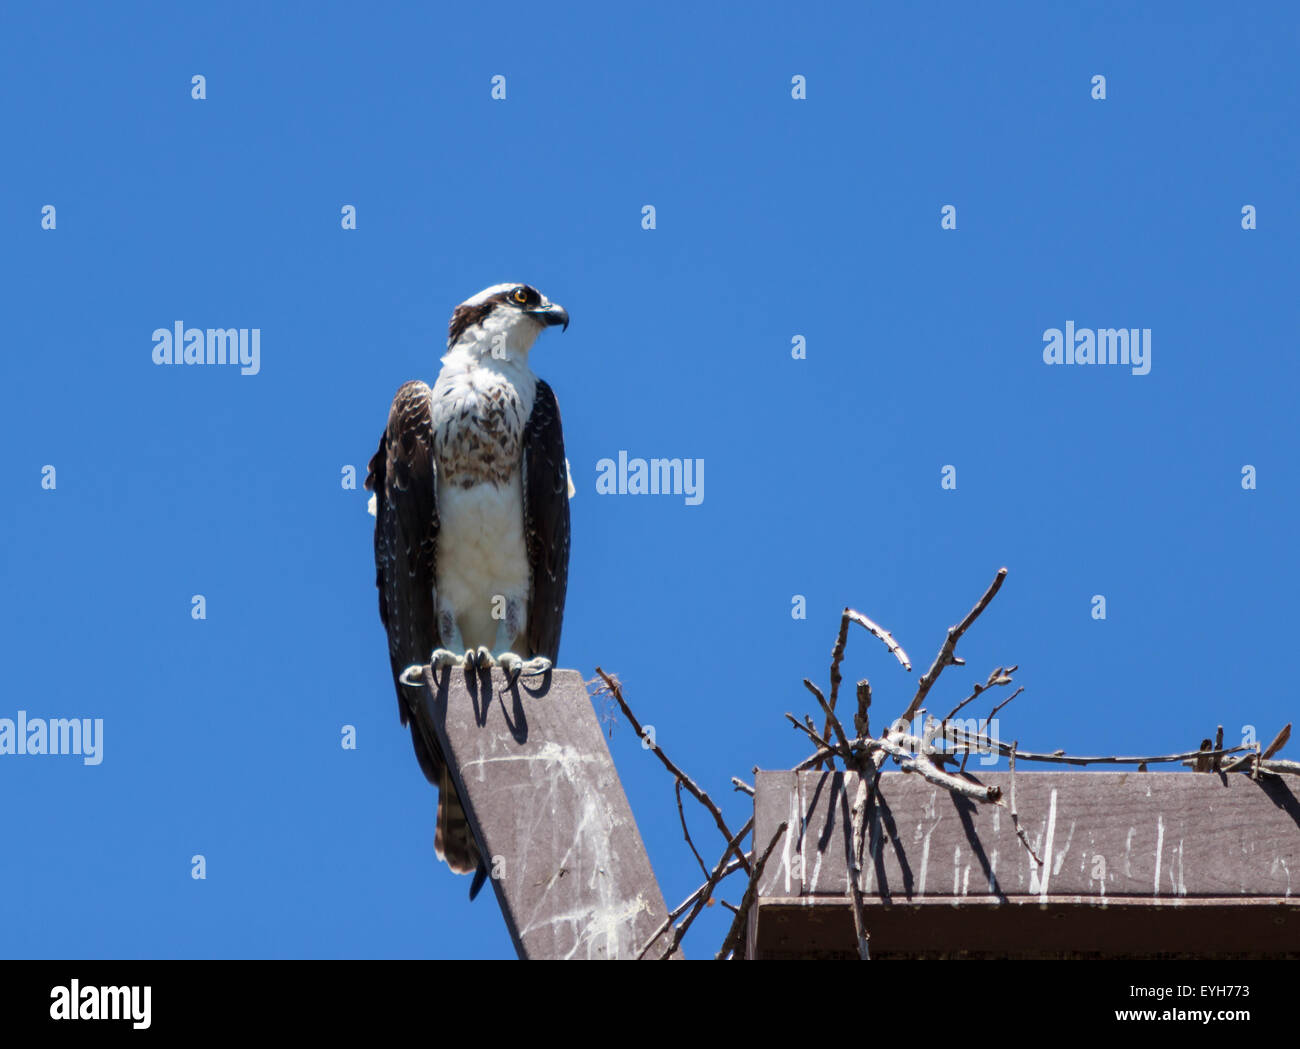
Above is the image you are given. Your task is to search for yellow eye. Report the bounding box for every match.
[513,288,528,304]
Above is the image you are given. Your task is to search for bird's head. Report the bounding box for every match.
[446,283,568,359]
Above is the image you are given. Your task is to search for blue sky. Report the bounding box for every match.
[1,2,1295,959]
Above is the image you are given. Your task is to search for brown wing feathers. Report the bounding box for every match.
[522,379,570,663]
[365,381,480,877]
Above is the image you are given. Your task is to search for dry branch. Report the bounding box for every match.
[820,609,912,761]
[945,731,1256,768]
[847,774,873,960]
[867,734,1002,802]
[898,567,1007,727]
[595,667,751,876]
[844,610,912,672]
[675,779,709,882]
[715,820,788,960]
[635,854,749,960]
[654,817,754,960]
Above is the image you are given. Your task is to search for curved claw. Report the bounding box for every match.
[497,652,524,688]
[399,663,426,687]
[494,653,552,681]
[520,656,553,677]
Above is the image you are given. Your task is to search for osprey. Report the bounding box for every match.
[365,282,571,890]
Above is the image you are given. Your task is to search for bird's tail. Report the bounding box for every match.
[435,765,482,876]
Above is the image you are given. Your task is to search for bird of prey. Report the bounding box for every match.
[365,282,571,889]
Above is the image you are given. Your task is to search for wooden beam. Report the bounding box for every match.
[417,667,677,959]
[750,770,1300,958]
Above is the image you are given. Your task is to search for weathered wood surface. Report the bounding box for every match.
[751,770,1300,958]
[418,667,675,960]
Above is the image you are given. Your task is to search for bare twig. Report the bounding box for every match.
[786,712,833,752]
[1263,723,1292,760]
[960,685,1025,772]
[596,668,751,876]
[844,610,912,672]
[847,772,874,960]
[795,745,840,771]
[1005,741,1043,866]
[828,612,852,733]
[715,820,788,961]
[945,730,1255,768]
[805,678,853,758]
[941,665,1016,726]
[675,779,709,882]
[867,734,1001,803]
[821,610,911,758]
[657,817,754,960]
[731,777,755,796]
[855,680,872,739]
[898,567,1007,728]
[635,854,749,960]
[986,686,1025,723]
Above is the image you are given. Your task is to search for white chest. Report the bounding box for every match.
[436,470,531,649]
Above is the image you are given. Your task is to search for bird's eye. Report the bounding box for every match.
[513,288,528,304]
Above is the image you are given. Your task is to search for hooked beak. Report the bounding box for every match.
[531,302,569,331]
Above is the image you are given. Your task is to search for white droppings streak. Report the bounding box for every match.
[512,745,647,958]
[1153,814,1165,896]
[782,789,799,894]
[1030,789,1058,899]
[462,740,600,783]
[918,814,941,898]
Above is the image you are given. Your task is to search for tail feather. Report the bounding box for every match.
[404,690,489,895]
[435,765,481,875]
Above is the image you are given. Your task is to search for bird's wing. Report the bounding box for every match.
[365,380,442,784]
[521,379,571,663]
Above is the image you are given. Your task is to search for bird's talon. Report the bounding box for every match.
[526,657,552,676]
[430,648,465,670]
[497,652,524,687]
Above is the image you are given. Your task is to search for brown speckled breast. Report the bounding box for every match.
[432,375,527,488]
